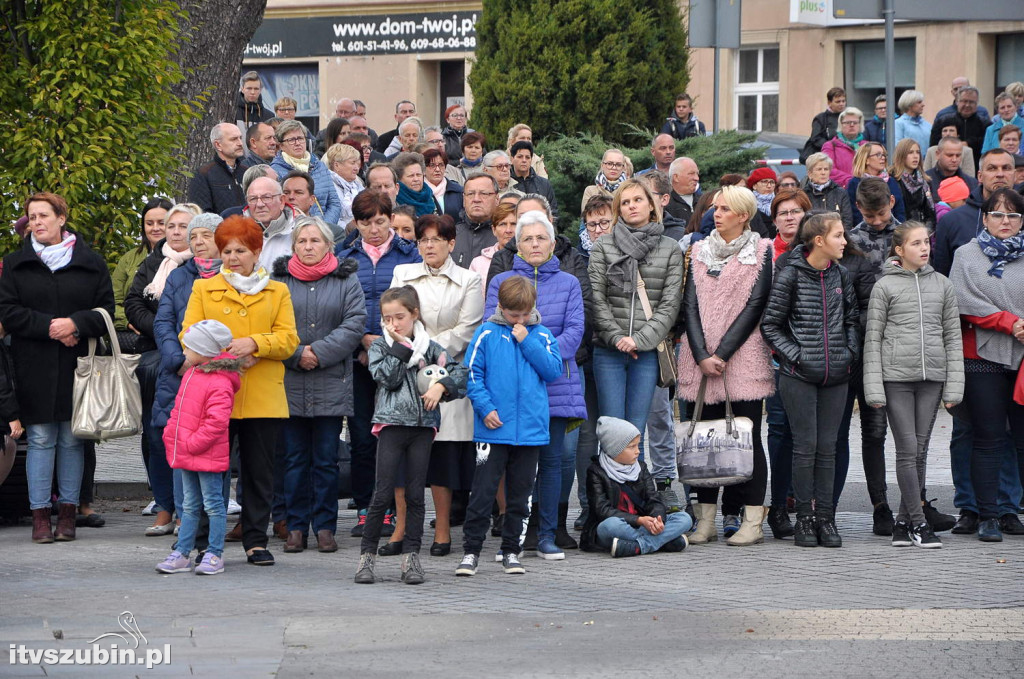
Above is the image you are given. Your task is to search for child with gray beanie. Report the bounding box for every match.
[578,416,693,557]
[156,319,243,576]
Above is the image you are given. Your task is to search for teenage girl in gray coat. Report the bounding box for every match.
[862,221,964,549]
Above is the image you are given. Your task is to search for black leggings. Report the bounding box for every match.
[694,399,768,512]
[360,426,434,554]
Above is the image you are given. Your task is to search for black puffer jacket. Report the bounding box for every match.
[761,245,860,387]
[802,179,853,229]
[123,239,175,340]
[580,456,666,552]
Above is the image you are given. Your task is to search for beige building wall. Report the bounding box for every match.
[685,0,1024,137]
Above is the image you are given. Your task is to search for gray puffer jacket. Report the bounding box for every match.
[588,229,684,352]
[862,258,964,407]
[368,333,467,428]
[272,256,368,418]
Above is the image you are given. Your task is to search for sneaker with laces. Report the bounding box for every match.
[350,509,367,537]
[354,552,376,584]
[910,522,942,549]
[536,537,565,560]
[793,516,818,548]
[155,550,192,574]
[611,537,641,557]
[142,500,157,516]
[227,498,242,515]
[401,552,425,584]
[502,551,525,574]
[891,521,913,546]
[815,517,842,548]
[456,553,479,576]
[722,514,740,538]
[495,548,521,563]
[382,509,396,537]
[195,552,225,575]
[656,479,682,514]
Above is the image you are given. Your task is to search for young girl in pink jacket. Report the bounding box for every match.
[156,320,242,576]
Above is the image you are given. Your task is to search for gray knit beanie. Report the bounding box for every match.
[182,320,233,358]
[187,212,223,241]
[597,416,641,459]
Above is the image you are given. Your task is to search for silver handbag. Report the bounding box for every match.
[71,307,142,441]
[675,372,754,487]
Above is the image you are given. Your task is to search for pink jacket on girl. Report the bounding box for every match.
[163,353,243,473]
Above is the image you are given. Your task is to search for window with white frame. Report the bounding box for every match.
[734,46,779,132]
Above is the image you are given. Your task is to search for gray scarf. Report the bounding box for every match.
[606,219,664,293]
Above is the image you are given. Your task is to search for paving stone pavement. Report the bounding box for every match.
[4,409,1022,677]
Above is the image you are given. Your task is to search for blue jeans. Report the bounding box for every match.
[766,371,793,508]
[281,417,343,534]
[950,416,1022,515]
[536,417,569,541]
[595,513,693,554]
[27,421,84,509]
[176,470,227,558]
[592,347,659,441]
[646,386,677,480]
[148,425,176,516]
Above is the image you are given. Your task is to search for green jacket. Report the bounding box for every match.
[111,246,150,331]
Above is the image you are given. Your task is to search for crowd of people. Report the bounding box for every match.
[2,72,1023,584]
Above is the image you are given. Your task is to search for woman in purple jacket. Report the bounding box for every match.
[486,210,587,561]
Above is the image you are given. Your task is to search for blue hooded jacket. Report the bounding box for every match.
[464,309,562,446]
[335,230,421,337]
[152,260,201,427]
[486,255,586,419]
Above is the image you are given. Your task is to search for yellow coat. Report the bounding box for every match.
[181,274,299,419]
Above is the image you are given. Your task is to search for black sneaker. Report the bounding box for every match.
[722,514,740,538]
[872,503,894,536]
[910,522,942,549]
[766,505,795,539]
[610,537,641,558]
[999,513,1024,535]
[656,479,682,514]
[815,517,842,548]
[952,509,979,534]
[922,499,956,532]
[891,521,912,547]
[793,516,818,547]
[659,535,688,552]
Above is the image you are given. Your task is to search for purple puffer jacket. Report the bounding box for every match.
[487,254,587,419]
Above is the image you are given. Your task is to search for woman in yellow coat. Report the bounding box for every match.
[181,216,299,566]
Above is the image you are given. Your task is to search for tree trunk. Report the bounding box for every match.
[171,0,268,197]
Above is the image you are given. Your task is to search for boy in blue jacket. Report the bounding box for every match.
[456,276,562,577]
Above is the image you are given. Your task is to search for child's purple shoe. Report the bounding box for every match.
[155,550,192,574]
[195,552,225,576]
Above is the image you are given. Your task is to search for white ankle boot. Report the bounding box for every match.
[726,506,766,546]
[689,503,718,544]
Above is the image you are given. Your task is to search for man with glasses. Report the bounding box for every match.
[931,86,987,175]
[509,141,557,216]
[934,77,991,127]
[665,156,700,226]
[188,123,251,214]
[375,100,417,154]
[864,95,887,145]
[350,116,388,165]
[241,176,298,269]
[482,150,517,194]
[451,173,500,268]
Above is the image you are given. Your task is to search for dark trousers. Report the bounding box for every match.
[964,371,1024,520]
[79,441,96,505]
[349,362,378,509]
[779,375,848,519]
[694,399,768,511]
[766,371,793,508]
[836,375,889,506]
[463,443,540,556]
[282,417,343,535]
[360,426,433,554]
[229,418,282,550]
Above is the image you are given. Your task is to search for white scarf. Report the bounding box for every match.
[31,232,75,272]
[220,265,270,296]
[428,177,447,204]
[697,228,760,274]
[383,320,431,367]
[144,242,193,300]
[599,453,641,483]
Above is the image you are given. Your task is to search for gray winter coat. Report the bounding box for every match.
[272,256,367,418]
[862,258,964,407]
[588,231,684,352]
[368,334,467,429]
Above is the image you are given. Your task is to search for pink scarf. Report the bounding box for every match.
[287,252,338,282]
[363,231,395,266]
[193,258,222,279]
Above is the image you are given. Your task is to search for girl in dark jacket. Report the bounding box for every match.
[761,213,860,548]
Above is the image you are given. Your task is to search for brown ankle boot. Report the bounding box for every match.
[273,520,288,541]
[225,521,243,542]
[32,508,54,543]
[54,503,77,541]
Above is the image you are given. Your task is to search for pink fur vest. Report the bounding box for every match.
[677,238,775,404]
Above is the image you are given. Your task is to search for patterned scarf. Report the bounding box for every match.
[193,258,222,279]
[698,228,758,275]
[865,170,890,182]
[810,181,831,192]
[221,265,270,295]
[606,219,665,293]
[595,171,626,194]
[579,220,594,253]
[976,229,1024,278]
[901,170,934,209]
[755,191,775,217]
[31,232,75,272]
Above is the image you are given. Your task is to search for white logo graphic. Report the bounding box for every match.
[89,611,148,648]
[9,611,171,669]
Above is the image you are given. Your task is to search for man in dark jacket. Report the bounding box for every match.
[925,137,979,204]
[934,77,991,126]
[509,141,557,216]
[799,87,846,163]
[933,149,1015,276]
[451,174,499,268]
[374,100,416,154]
[187,123,250,215]
[930,87,987,175]
[637,170,686,241]
[244,122,278,167]
[661,93,707,140]
[665,157,701,226]
[235,71,272,130]
[863,95,887,144]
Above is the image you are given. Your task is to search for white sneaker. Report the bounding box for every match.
[227,499,242,515]
[142,500,156,516]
